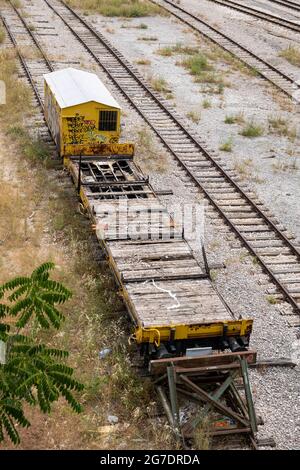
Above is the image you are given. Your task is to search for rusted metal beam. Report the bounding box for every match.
[180,375,249,428]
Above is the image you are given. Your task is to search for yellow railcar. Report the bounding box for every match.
[43,67,253,359]
[44,68,134,157]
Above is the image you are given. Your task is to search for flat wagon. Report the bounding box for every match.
[44,68,134,157]
[41,64,259,444]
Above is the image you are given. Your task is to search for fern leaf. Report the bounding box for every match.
[1,414,20,444]
[60,388,82,413]
[0,277,30,294]
[31,262,55,280]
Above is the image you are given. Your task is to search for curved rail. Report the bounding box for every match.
[204,0,300,32]
[268,0,300,13]
[150,0,299,100]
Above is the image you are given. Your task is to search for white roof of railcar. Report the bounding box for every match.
[44,68,120,109]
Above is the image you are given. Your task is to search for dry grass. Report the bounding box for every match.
[136,58,151,65]
[151,76,169,93]
[205,44,256,77]
[234,158,253,179]
[266,295,277,305]
[219,137,233,152]
[156,43,229,93]
[157,44,198,57]
[224,112,244,125]
[138,36,157,41]
[187,110,201,123]
[17,45,42,60]
[0,49,32,126]
[11,0,22,6]
[181,53,227,93]
[270,88,294,112]
[0,48,175,450]
[233,158,264,183]
[202,98,211,109]
[65,0,163,17]
[240,120,264,138]
[272,152,299,172]
[193,415,211,450]
[268,114,297,141]
[136,126,169,172]
[279,45,300,67]
[0,26,5,44]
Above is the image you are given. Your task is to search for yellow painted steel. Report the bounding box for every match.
[64,157,254,348]
[134,319,253,346]
[63,142,135,157]
[44,82,131,156]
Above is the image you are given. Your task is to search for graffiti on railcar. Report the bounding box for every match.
[44,85,61,146]
[66,114,86,144]
[65,113,112,144]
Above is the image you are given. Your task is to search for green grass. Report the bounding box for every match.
[219,137,233,152]
[279,45,300,67]
[240,120,264,138]
[157,46,173,57]
[136,58,151,65]
[6,125,52,165]
[65,0,163,17]
[156,44,228,93]
[183,53,212,76]
[0,39,175,451]
[202,99,211,109]
[157,44,198,57]
[182,53,226,92]
[0,49,32,127]
[224,112,244,125]
[266,295,277,305]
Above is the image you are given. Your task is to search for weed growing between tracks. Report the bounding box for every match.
[219,137,233,152]
[156,43,230,94]
[240,120,264,138]
[65,0,164,17]
[0,47,174,449]
[279,45,300,67]
[136,126,169,173]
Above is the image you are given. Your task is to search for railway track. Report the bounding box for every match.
[204,0,300,32]
[2,0,300,326]
[150,0,300,100]
[268,0,300,14]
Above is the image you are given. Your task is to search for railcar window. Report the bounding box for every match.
[99,110,118,131]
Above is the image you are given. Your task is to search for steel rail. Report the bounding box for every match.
[42,0,300,315]
[268,0,300,13]
[204,0,300,32]
[3,0,300,315]
[150,0,299,99]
